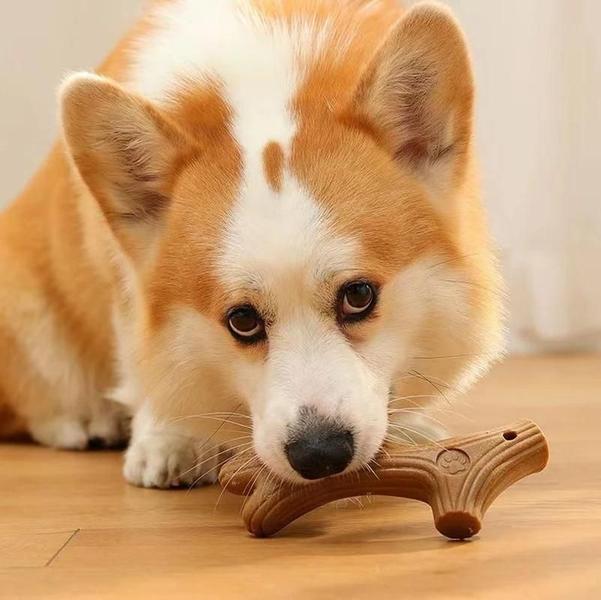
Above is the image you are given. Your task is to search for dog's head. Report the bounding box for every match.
[61,3,503,482]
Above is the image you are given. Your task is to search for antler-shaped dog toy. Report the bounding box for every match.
[219,420,549,539]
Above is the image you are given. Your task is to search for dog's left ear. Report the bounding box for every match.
[60,73,196,227]
[352,3,474,195]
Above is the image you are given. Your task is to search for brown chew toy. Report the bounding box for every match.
[219,420,549,539]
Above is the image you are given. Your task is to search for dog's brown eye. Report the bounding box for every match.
[339,281,377,322]
[227,306,265,343]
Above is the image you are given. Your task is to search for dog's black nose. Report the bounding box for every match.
[286,428,354,480]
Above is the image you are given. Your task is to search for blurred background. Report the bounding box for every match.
[1,0,599,353]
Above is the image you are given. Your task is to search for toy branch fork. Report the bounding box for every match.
[219,420,549,539]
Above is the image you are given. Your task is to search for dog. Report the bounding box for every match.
[0,0,503,488]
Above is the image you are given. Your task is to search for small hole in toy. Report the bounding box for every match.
[503,430,518,441]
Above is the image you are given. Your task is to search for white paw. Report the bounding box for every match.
[30,417,89,450]
[29,400,130,450]
[124,432,221,489]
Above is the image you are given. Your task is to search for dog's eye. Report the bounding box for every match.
[339,281,377,322]
[227,306,266,343]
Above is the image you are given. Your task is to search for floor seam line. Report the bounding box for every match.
[45,528,80,567]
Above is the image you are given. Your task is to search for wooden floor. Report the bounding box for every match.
[1,355,600,599]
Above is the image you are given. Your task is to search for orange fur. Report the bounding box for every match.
[262,142,285,193]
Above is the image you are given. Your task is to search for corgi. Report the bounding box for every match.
[0,0,503,488]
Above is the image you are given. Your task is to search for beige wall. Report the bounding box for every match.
[440,0,601,350]
[0,1,143,204]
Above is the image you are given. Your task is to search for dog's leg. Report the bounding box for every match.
[29,414,90,450]
[0,335,130,450]
[0,286,130,449]
[124,403,221,489]
[27,398,130,450]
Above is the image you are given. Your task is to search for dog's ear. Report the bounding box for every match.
[60,73,195,226]
[352,3,474,195]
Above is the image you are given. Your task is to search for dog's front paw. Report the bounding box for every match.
[30,416,90,450]
[124,432,221,489]
[29,399,130,451]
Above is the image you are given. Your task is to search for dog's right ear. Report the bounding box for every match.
[60,73,196,227]
[351,3,474,201]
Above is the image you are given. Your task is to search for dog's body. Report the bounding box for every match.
[0,0,503,487]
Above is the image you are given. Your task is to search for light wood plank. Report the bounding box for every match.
[0,531,77,569]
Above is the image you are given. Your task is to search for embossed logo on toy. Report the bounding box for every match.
[436,449,471,475]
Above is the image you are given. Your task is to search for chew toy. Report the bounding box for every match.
[219,420,549,539]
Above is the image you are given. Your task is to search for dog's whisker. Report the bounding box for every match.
[258,469,279,502]
[181,412,252,422]
[388,421,443,441]
[388,396,472,421]
[188,439,253,475]
[193,403,248,458]
[182,435,252,478]
[198,412,252,419]
[437,278,504,298]
[349,496,365,509]
[242,463,269,502]
[388,406,474,425]
[425,252,481,272]
[409,394,476,419]
[388,409,450,431]
[363,462,380,480]
[183,439,241,490]
[387,393,441,405]
[387,394,452,415]
[188,444,254,492]
[404,370,453,405]
[170,415,253,429]
[214,452,260,511]
[275,474,288,499]
[379,446,392,459]
[399,370,456,391]
[385,431,418,446]
[386,424,446,450]
[200,446,255,494]
[410,353,484,360]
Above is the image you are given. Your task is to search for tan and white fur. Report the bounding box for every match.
[0,0,503,488]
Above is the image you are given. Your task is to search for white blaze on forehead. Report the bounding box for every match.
[218,171,359,294]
